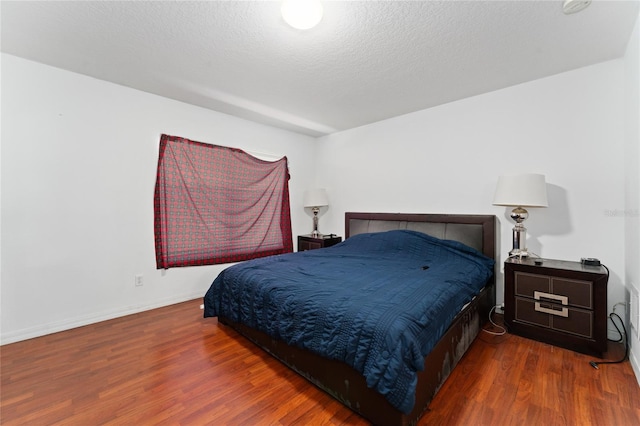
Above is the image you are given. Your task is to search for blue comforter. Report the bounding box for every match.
[203,230,494,413]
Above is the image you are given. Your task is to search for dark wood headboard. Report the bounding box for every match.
[345,212,496,262]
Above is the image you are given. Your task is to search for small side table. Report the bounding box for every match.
[504,257,608,357]
[297,234,342,252]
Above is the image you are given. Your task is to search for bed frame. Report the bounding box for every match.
[218,212,496,426]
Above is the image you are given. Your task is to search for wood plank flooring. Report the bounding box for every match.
[2,299,639,425]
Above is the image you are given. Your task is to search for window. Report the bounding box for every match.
[154,134,293,269]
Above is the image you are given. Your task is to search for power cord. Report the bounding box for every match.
[601,263,610,279]
[589,312,628,369]
[482,305,506,336]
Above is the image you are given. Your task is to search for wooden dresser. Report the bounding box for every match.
[504,257,608,357]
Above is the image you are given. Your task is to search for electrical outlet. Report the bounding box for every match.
[135,274,144,287]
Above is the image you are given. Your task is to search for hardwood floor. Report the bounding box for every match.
[2,299,639,425]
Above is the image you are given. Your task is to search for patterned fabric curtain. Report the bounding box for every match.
[154,134,293,269]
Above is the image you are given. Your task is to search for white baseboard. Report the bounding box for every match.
[631,343,640,388]
[0,292,204,345]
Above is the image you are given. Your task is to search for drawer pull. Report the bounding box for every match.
[534,302,569,317]
[533,291,569,317]
[534,291,568,305]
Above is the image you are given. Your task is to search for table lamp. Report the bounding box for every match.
[303,188,329,237]
[493,174,548,257]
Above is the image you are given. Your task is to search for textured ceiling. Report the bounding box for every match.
[1,1,638,137]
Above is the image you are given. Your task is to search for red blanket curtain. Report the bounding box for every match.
[154,134,293,269]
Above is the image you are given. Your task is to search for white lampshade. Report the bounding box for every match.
[303,188,329,207]
[493,174,548,207]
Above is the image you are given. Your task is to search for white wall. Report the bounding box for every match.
[0,54,317,344]
[315,60,627,330]
[624,8,640,385]
[1,43,637,394]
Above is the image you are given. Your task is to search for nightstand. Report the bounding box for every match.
[297,234,342,252]
[504,257,608,357]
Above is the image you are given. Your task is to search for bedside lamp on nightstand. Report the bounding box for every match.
[493,173,548,258]
[303,188,329,237]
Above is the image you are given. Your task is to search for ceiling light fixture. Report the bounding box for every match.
[281,0,323,30]
[562,0,591,15]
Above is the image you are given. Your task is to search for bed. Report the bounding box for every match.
[203,212,496,426]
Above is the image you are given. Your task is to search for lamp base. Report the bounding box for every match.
[510,207,529,257]
[509,248,531,258]
[311,207,320,237]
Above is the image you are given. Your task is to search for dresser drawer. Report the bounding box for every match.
[515,297,593,338]
[552,277,592,309]
[514,272,593,309]
[299,239,323,251]
[514,272,550,297]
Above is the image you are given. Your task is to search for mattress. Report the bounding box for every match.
[204,229,495,413]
